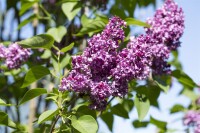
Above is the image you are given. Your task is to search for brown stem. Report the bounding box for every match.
[49,115,60,133]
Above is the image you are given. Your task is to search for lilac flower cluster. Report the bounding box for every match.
[184,110,200,133]
[146,0,184,50]
[60,0,184,110]
[60,16,126,110]
[0,43,31,69]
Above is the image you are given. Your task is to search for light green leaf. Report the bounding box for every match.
[71,115,98,133]
[41,49,51,59]
[38,109,59,124]
[21,66,50,88]
[19,88,47,105]
[134,93,150,121]
[111,104,129,118]
[62,2,81,21]
[181,88,198,101]
[155,80,170,93]
[47,26,67,43]
[61,42,74,53]
[18,34,54,49]
[0,99,12,106]
[125,18,150,27]
[0,111,17,128]
[172,70,197,88]
[75,20,105,36]
[150,116,167,130]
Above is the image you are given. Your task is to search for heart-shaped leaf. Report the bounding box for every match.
[47,26,67,43]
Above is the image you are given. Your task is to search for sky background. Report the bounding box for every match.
[1,0,200,133]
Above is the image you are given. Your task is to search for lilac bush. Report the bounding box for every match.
[60,0,184,111]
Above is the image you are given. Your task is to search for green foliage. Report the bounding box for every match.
[132,120,149,128]
[150,116,167,131]
[47,26,67,43]
[38,109,59,124]
[61,42,74,53]
[0,111,17,129]
[111,104,129,118]
[170,104,185,114]
[172,69,197,88]
[62,2,81,21]
[125,18,150,27]
[0,99,12,106]
[19,88,47,105]
[18,34,54,49]
[101,112,114,132]
[134,92,150,121]
[71,115,98,133]
[21,66,50,88]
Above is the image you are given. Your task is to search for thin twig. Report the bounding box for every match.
[49,115,60,133]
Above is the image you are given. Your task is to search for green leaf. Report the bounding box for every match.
[170,104,185,114]
[111,104,129,118]
[38,109,59,124]
[134,93,150,121]
[132,120,149,128]
[17,14,38,30]
[150,116,167,130]
[41,49,51,59]
[74,20,105,36]
[76,105,96,119]
[181,88,198,101]
[155,79,170,93]
[0,99,12,106]
[125,18,150,27]
[21,66,50,88]
[0,111,17,128]
[20,0,39,16]
[71,115,98,133]
[172,70,197,88]
[19,88,47,105]
[18,34,54,49]
[47,26,67,43]
[61,42,74,53]
[62,2,81,21]
[101,113,113,132]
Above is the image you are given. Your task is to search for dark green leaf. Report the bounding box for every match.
[172,70,197,88]
[132,120,149,128]
[71,115,98,133]
[19,88,47,105]
[76,105,96,119]
[61,42,74,53]
[150,116,167,130]
[101,112,113,132]
[38,109,59,124]
[125,18,150,27]
[21,65,50,88]
[111,104,129,118]
[20,0,39,16]
[18,34,54,49]
[0,111,16,128]
[74,20,105,36]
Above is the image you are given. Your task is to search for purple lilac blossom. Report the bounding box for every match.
[4,43,31,69]
[60,0,184,110]
[184,110,200,133]
[59,16,126,110]
[145,0,184,50]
